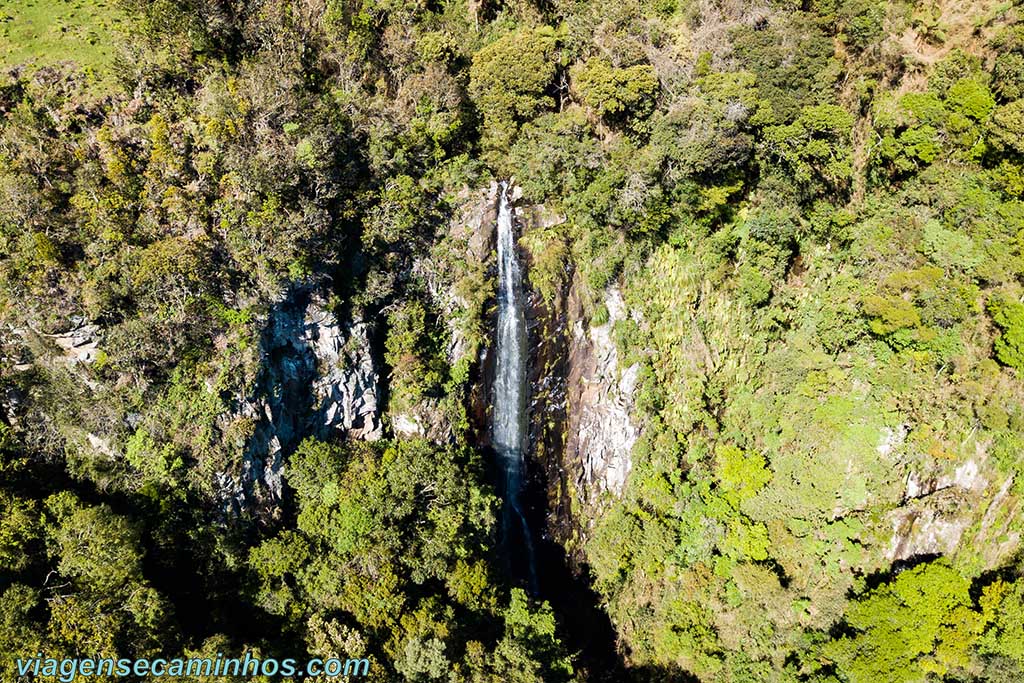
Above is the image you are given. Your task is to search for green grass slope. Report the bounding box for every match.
[0,0,124,76]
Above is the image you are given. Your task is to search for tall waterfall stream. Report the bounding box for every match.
[488,183,626,681]
[492,181,539,593]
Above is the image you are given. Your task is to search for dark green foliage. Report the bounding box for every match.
[993,26,1024,101]
[838,0,886,52]
[250,438,572,681]
[762,104,855,200]
[730,13,838,121]
[2,2,1024,683]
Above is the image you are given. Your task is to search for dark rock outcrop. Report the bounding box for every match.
[219,284,381,517]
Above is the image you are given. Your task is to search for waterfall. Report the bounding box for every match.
[492,181,538,593]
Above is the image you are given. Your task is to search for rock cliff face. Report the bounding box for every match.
[564,285,639,507]
[515,197,640,558]
[219,284,382,517]
[888,443,1020,567]
[391,182,500,446]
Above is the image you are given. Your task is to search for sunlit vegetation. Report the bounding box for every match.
[1,0,1024,681]
[0,0,124,79]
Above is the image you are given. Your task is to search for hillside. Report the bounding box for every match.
[2,1,1024,682]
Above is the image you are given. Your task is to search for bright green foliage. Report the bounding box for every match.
[0,492,176,665]
[45,492,145,591]
[3,2,1024,683]
[0,584,45,679]
[714,445,770,509]
[520,221,570,304]
[987,295,1024,371]
[509,108,601,202]
[947,78,997,121]
[979,578,1024,668]
[385,300,447,412]
[873,92,949,175]
[862,265,977,359]
[0,0,124,80]
[0,493,39,575]
[823,562,984,683]
[876,124,942,172]
[570,58,659,131]
[492,589,574,682]
[919,220,982,272]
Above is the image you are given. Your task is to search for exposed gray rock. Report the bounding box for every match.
[889,442,1018,564]
[12,317,103,370]
[877,424,908,458]
[219,285,381,517]
[566,286,638,506]
[46,322,102,364]
[310,314,382,440]
[391,399,453,443]
[886,499,972,561]
[454,181,498,264]
[904,456,987,501]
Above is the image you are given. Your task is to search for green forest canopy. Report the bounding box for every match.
[1,0,1024,682]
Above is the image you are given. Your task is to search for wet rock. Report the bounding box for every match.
[886,498,972,561]
[514,195,637,560]
[451,181,498,264]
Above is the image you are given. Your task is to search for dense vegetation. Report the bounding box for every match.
[2,0,1024,682]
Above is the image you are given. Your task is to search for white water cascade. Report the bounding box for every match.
[492,181,538,592]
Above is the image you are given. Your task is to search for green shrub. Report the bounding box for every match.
[987,294,1024,370]
[840,0,886,52]
[946,78,996,121]
[570,58,659,131]
[823,561,983,683]
[919,220,981,272]
[988,100,1024,156]
[762,104,854,199]
[993,51,1024,101]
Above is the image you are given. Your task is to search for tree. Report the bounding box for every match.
[824,561,984,683]
[762,104,854,199]
[988,100,1024,156]
[987,295,1024,371]
[570,58,659,132]
[469,27,560,156]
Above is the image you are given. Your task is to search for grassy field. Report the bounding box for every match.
[0,0,125,77]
